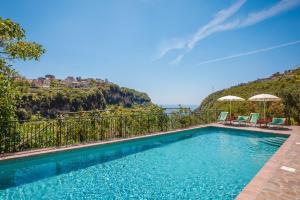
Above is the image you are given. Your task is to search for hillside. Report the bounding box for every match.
[14,75,151,119]
[196,67,300,124]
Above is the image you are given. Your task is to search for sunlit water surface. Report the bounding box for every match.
[0,127,287,200]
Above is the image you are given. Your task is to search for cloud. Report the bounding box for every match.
[207,0,300,33]
[187,0,246,49]
[194,40,300,66]
[156,0,246,62]
[170,54,185,65]
[156,38,186,60]
[240,0,300,27]
[157,0,300,64]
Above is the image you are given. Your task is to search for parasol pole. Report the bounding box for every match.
[264,100,266,120]
[230,100,232,118]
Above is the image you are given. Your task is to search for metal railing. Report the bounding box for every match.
[0,110,219,154]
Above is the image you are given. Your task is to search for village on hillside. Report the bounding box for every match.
[15,74,111,89]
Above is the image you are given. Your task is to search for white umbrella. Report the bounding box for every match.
[248,94,281,119]
[217,95,245,117]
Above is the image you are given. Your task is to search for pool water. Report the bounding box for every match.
[0,127,287,200]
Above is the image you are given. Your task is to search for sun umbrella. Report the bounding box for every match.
[217,95,245,117]
[248,94,281,120]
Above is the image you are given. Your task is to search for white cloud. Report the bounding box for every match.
[240,0,300,27]
[157,0,300,64]
[170,54,185,65]
[156,0,246,62]
[156,38,186,60]
[187,0,246,49]
[208,0,300,33]
[195,40,300,66]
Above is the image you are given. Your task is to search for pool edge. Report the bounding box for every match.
[0,124,210,162]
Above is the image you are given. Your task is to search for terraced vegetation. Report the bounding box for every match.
[15,80,151,120]
[196,67,300,124]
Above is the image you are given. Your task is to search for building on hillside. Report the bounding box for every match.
[45,74,55,80]
[65,76,76,83]
[30,77,51,88]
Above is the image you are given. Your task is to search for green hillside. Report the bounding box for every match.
[196,67,300,124]
[14,78,151,120]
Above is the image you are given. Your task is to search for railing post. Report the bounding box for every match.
[124,116,127,138]
[139,114,141,135]
[100,116,104,140]
[180,114,183,129]
[147,114,150,133]
[206,111,209,124]
[93,116,96,141]
[207,110,210,123]
[120,115,123,138]
[13,122,17,152]
[214,109,217,122]
[57,116,63,147]
[160,114,163,131]
[166,114,169,131]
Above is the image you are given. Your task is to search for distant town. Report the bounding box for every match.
[16,74,112,89]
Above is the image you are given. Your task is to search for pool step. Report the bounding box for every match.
[260,137,286,147]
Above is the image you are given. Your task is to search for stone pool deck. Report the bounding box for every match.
[211,124,300,200]
[0,124,299,199]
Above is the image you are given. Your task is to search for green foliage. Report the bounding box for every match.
[5,41,44,60]
[16,84,151,119]
[196,67,300,124]
[50,79,59,88]
[1,105,215,153]
[100,104,164,116]
[0,17,44,151]
[0,61,16,122]
[16,108,32,121]
[0,17,24,40]
[0,17,45,61]
[0,17,45,121]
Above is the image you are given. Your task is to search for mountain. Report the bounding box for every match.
[14,75,151,119]
[195,67,300,124]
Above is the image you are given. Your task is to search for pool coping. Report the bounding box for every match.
[0,124,209,162]
[0,123,299,199]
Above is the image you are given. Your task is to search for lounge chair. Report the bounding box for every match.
[268,118,286,129]
[233,116,249,126]
[217,112,228,123]
[247,113,260,127]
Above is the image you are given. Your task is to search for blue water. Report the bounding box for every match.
[0,127,287,200]
[159,104,198,113]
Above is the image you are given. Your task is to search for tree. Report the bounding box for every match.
[0,60,16,122]
[0,17,45,151]
[50,79,59,88]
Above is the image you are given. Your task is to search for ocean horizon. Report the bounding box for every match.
[158,104,198,111]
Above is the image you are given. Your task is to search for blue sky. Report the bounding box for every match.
[1,0,300,105]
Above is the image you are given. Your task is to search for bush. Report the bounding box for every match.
[16,108,32,121]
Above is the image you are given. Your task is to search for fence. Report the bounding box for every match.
[0,110,219,154]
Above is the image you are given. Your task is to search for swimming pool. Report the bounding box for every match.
[0,127,287,199]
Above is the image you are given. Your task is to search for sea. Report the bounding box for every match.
[159,104,198,113]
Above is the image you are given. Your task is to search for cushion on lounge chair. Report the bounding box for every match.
[269,118,286,125]
[218,112,228,122]
[235,116,249,122]
[249,113,259,124]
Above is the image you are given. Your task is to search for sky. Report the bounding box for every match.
[1,0,300,105]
